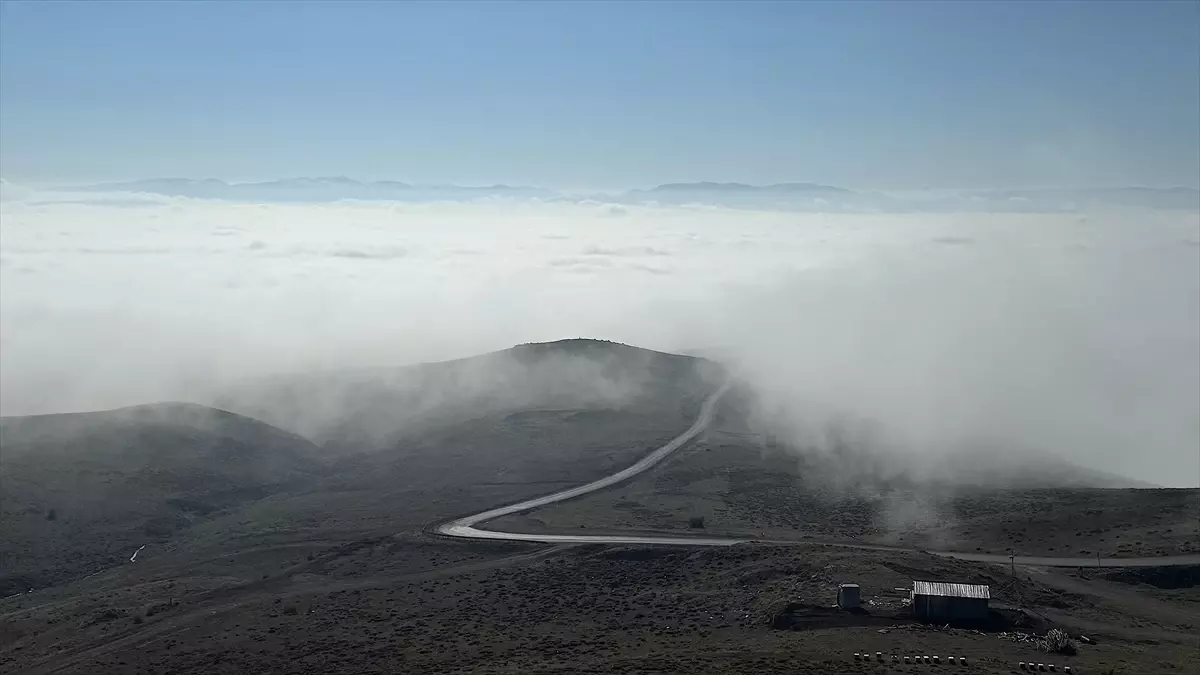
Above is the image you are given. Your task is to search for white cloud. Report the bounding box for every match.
[1,184,1197,486]
[325,246,408,260]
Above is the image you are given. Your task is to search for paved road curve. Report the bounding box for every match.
[435,382,1200,568]
[437,382,741,546]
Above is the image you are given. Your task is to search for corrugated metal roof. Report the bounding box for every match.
[911,581,990,599]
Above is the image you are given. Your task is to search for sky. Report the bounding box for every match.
[1,0,1198,189]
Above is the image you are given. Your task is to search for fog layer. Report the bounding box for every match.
[2,186,1196,486]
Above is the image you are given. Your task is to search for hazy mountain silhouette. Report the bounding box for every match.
[618,181,871,211]
[646,181,851,194]
[66,177,556,203]
[57,178,1199,212]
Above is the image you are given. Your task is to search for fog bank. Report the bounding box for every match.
[2,186,1196,486]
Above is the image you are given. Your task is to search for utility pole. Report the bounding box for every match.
[1096,549,1101,569]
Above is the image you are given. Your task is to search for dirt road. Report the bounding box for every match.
[434,382,1200,568]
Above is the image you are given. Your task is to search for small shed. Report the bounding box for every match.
[910,580,989,622]
[837,583,860,609]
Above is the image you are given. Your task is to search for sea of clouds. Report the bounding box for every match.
[1,182,1197,485]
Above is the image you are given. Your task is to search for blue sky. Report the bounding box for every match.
[1,0,1197,189]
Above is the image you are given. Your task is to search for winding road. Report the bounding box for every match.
[435,382,1200,568]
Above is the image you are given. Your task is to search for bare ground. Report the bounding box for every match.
[3,541,1196,675]
[496,425,1200,559]
[3,342,1197,674]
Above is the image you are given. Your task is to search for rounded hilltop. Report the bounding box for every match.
[508,338,687,360]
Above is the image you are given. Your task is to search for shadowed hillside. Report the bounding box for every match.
[216,339,723,450]
[0,342,1197,675]
[1,341,723,595]
[0,403,326,594]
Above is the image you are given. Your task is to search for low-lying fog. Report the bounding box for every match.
[2,185,1197,486]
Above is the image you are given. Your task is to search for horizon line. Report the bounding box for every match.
[4,176,1199,195]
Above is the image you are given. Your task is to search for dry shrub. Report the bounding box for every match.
[1039,628,1077,655]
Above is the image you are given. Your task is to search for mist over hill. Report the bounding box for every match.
[0,402,324,592]
[0,335,1187,607]
[3,3,1198,672]
[0,340,722,591]
[214,339,722,449]
[2,185,1196,487]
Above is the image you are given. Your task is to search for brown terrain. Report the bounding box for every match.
[2,340,1197,674]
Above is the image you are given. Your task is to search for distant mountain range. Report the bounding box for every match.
[630,184,1198,212]
[645,181,851,194]
[55,178,1200,212]
[66,177,558,202]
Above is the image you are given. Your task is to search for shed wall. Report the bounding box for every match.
[912,594,989,621]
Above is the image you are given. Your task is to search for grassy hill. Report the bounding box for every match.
[1,340,723,596]
[0,403,326,594]
[1,341,1197,675]
[215,338,721,449]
